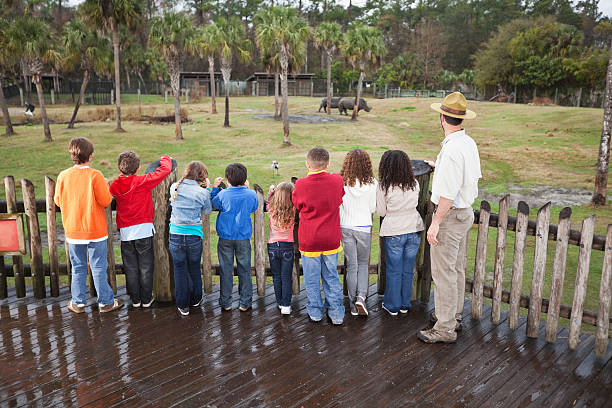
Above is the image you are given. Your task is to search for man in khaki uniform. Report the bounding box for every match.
[417,92,481,344]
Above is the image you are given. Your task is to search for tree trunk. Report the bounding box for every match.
[173,80,183,140]
[592,39,612,206]
[0,79,15,136]
[224,82,230,127]
[221,58,231,127]
[352,68,364,121]
[320,52,324,71]
[274,71,280,120]
[21,60,31,97]
[34,75,52,142]
[208,55,217,114]
[111,19,124,132]
[125,66,131,90]
[137,71,147,94]
[326,49,332,114]
[67,70,89,129]
[280,49,290,145]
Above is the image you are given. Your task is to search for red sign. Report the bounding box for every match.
[0,215,26,255]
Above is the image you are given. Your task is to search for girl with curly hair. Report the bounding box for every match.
[339,149,378,316]
[267,182,297,314]
[376,150,424,316]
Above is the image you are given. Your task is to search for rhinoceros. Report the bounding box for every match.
[338,97,372,115]
[318,97,341,112]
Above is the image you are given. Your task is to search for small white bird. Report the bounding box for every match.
[271,160,279,178]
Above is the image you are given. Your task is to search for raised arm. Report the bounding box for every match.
[141,156,173,190]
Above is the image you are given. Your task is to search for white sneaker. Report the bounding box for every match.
[132,302,141,308]
[280,306,291,315]
[142,298,155,308]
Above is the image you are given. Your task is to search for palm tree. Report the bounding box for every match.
[255,7,310,144]
[314,22,342,115]
[0,18,16,136]
[82,0,140,132]
[62,18,111,129]
[149,12,198,140]
[216,16,253,127]
[343,24,386,121]
[198,23,224,114]
[6,17,60,142]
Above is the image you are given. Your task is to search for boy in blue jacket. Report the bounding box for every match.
[211,163,259,312]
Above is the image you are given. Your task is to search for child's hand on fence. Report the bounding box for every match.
[214,177,223,188]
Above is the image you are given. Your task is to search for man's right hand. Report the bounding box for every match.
[424,160,435,169]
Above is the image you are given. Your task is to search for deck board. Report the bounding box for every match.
[1,284,611,407]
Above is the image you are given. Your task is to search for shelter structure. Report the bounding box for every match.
[246,72,315,97]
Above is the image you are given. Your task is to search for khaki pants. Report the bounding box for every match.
[431,208,474,332]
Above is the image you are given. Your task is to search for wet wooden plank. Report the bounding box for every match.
[5,175,25,298]
[472,200,490,319]
[546,207,572,343]
[509,201,529,329]
[572,353,612,407]
[527,202,551,338]
[253,184,266,297]
[569,215,596,350]
[595,224,612,356]
[491,194,509,324]
[44,177,60,297]
[21,178,45,299]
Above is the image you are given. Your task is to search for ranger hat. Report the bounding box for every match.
[430,91,476,119]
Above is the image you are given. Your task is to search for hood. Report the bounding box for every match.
[344,180,377,197]
[109,175,138,197]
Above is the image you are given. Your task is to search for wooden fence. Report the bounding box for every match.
[0,170,610,356]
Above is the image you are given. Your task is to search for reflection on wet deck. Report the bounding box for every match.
[1,283,611,407]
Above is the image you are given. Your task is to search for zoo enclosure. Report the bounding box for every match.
[0,170,611,356]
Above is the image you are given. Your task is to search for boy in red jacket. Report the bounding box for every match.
[292,148,346,324]
[110,152,172,308]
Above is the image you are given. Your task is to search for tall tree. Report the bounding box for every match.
[412,17,445,89]
[314,21,342,114]
[343,24,386,121]
[0,17,16,136]
[7,16,59,142]
[198,23,224,114]
[255,7,311,144]
[62,17,111,129]
[82,0,140,132]
[149,12,198,140]
[217,16,253,127]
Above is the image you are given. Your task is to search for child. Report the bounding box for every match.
[267,182,296,315]
[168,161,212,316]
[339,149,377,317]
[211,163,258,312]
[54,137,124,314]
[110,152,172,308]
[376,150,424,316]
[292,148,345,325]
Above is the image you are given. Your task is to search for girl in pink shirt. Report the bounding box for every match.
[267,182,296,315]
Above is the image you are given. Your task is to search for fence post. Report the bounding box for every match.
[45,177,60,297]
[105,205,117,293]
[19,87,24,106]
[472,201,490,319]
[253,184,266,297]
[185,89,189,104]
[526,202,551,338]
[377,216,386,295]
[0,254,4,299]
[21,178,45,299]
[4,176,25,298]
[509,201,529,329]
[310,81,314,97]
[152,168,177,302]
[202,214,212,294]
[594,224,612,355]
[491,195,509,324]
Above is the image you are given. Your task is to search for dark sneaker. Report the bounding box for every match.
[99,298,125,313]
[239,305,251,312]
[355,296,368,316]
[191,296,204,308]
[350,304,358,316]
[417,327,457,344]
[178,306,189,316]
[132,301,141,308]
[222,306,232,312]
[430,312,463,331]
[382,303,398,316]
[68,300,85,314]
[142,298,155,308]
[400,308,410,314]
[309,315,322,322]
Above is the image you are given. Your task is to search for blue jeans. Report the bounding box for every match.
[268,242,294,307]
[68,240,114,305]
[218,238,252,308]
[383,232,421,312]
[169,234,203,309]
[301,252,345,322]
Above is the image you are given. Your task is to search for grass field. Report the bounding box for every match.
[1,95,610,326]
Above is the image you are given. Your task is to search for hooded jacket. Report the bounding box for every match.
[339,179,378,228]
[109,156,172,230]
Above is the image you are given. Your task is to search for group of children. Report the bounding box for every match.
[55,138,424,325]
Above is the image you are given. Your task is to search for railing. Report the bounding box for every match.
[0,170,610,356]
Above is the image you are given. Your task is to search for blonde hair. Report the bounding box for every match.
[269,182,296,229]
[171,161,208,201]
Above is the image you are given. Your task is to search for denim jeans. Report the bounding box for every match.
[383,232,422,313]
[267,241,294,307]
[121,237,154,304]
[68,240,114,305]
[218,238,252,309]
[169,234,203,309]
[341,228,372,304]
[301,252,345,322]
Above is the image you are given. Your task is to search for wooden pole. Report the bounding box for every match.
[21,178,45,299]
[253,184,266,297]
[568,215,596,350]
[45,177,60,297]
[420,198,434,302]
[526,202,551,338]
[152,168,177,302]
[594,224,612,355]
[545,207,572,342]
[105,205,117,293]
[5,176,25,297]
[491,195,509,324]
[509,201,529,329]
[377,216,386,295]
[0,255,4,299]
[471,200,490,319]
[202,214,213,294]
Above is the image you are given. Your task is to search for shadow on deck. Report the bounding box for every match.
[1,283,611,407]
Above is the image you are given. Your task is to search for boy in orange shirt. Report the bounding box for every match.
[54,138,124,313]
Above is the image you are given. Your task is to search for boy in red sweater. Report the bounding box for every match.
[110,152,172,307]
[292,148,346,324]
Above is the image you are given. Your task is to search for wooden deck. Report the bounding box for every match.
[1,283,611,407]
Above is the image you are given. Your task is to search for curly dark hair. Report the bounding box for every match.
[378,150,416,195]
[340,149,375,187]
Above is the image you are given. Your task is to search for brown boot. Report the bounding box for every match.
[417,327,457,344]
[429,312,463,331]
[68,300,85,314]
[99,298,125,313]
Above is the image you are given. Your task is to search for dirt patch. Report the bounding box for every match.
[480,185,594,208]
[254,114,349,124]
